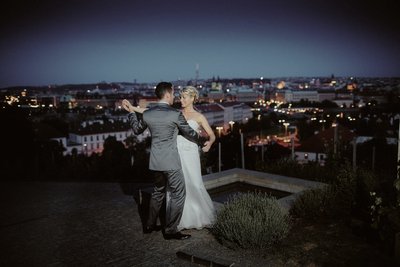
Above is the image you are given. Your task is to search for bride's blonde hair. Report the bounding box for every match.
[180,86,199,102]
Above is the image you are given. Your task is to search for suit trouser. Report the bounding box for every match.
[147,169,185,234]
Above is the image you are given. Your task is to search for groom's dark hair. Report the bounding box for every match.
[155,82,173,99]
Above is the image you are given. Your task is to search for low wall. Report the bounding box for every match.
[203,168,327,210]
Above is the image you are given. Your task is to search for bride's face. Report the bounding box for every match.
[180,93,193,108]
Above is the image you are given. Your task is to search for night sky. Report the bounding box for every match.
[1,0,399,88]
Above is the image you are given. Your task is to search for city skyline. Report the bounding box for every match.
[1,0,399,88]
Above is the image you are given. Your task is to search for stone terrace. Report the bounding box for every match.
[1,169,391,266]
[0,177,280,266]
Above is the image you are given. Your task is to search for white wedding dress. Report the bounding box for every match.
[177,119,216,230]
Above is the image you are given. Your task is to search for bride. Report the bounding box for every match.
[176,86,216,230]
[122,86,216,230]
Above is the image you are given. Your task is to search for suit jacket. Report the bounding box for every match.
[128,103,205,171]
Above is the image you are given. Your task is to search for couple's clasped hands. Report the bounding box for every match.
[122,99,137,113]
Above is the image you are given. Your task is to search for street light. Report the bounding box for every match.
[216,126,224,172]
[216,126,223,138]
[283,122,290,136]
[83,143,88,155]
[332,122,338,155]
[319,119,326,130]
[229,121,235,132]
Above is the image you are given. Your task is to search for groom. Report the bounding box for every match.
[127,82,208,240]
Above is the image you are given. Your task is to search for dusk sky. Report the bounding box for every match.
[1,0,399,88]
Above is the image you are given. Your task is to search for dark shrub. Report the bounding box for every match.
[211,192,291,249]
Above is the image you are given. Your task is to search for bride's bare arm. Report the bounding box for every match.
[198,114,215,152]
[122,99,147,113]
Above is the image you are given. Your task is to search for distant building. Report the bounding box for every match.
[36,95,58,108]
[273,89,319,103]
[271,89,341,103]
[194,101,253,129]
[355,136,397,145]
[295,125,355,165]
[75,95,114,109]
[359,95,388,105]
[195,103,225,127]
[317,90,336,102]
[68,119,149,156]
[218,101,253,127]
[211,82,223,91]
[230,86,261,103]
[332,98,353,108]
[206,90,225,103]
[59,95,77,109]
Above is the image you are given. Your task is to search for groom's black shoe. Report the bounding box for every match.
[163,232,191,240]
[143,225,162,234]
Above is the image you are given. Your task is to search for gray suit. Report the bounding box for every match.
[128,102,205,234]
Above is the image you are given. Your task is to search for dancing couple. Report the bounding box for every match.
[123,82,216,240]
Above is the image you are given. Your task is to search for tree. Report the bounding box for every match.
[125,135,151,181]
[100,136,130,180]
[0,106,35,180]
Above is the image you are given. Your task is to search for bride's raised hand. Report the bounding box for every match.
[202,141,212,152]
